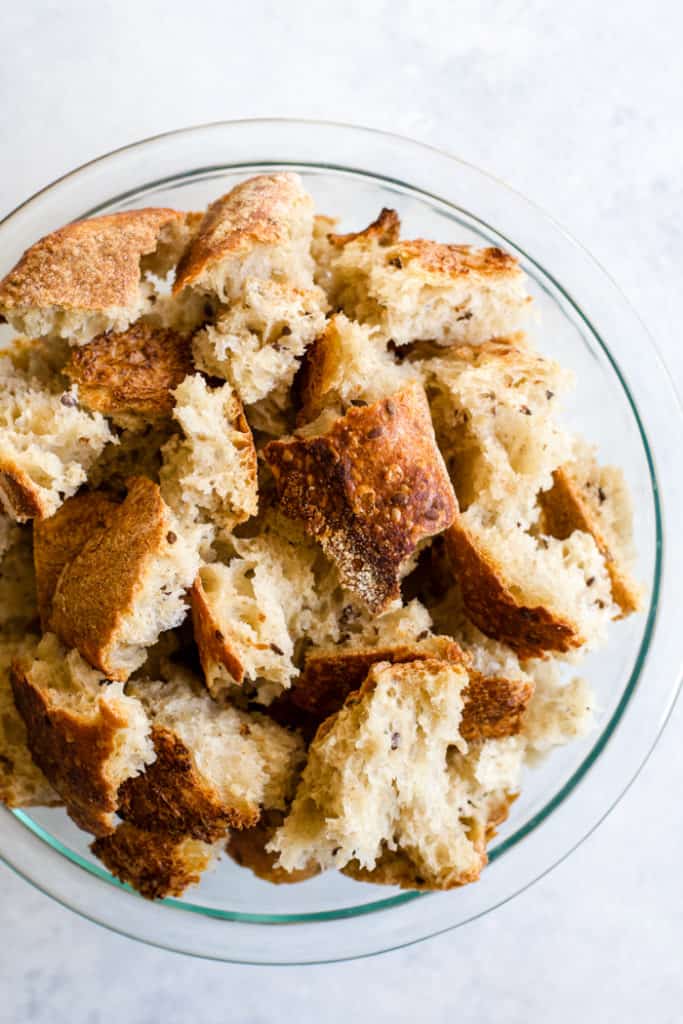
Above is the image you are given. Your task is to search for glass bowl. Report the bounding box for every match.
[1,119,681,965]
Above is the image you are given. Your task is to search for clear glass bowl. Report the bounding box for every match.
[1,119,681,964]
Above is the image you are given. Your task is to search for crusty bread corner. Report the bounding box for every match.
[64,322,194,427]
[174,173,315,301]
[264,381,458,612]
[0,208,197,345]
[91,823,216,900]
[0,636,60,809]
[49,477,200,680]
[10,633,155,835]
[226,810,320,885]
[119,673,306,842]
[33,490,119,629]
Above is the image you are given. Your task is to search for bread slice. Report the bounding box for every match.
[0,352,113,521]
[269,659,523,888]
[64,322,194,428]
[0,521,38,633]
[50,477,200,680]
[91,823,216,900]
[538,441,641,616]
[193,278,327,406]
[0,636,60,808]
[159,375,258,551]
[296,312,416,424]
[264,382,457,612]
[33,490,118,629]
[0,209,197,345]
[313,209,530,347]
[10,633,155,834]
[174,173,315,301]
[226,810,319,884]
[118,671,306,842]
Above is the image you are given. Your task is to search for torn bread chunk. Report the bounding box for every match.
[118,672,306,842]
[92,823,216,900]
[0,208,198,345]
[313,209,530,347]
[10,633,154,834]
[174,173,316,302]
[0,521,38,633]
[159,375,257,552]
[33,490,119,629]
[0,352,113,521]
[538,440,642,617]
[226,810,319,885]
[522,658,594,759]
[64,322,194,428]
[193,278,327,405]
[0,636,60,808]
[296,313,416,424]
[270,659,522,888]
[264,382,457,613]
[50,477,200,681]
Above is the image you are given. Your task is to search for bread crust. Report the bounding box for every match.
[49,477,173,678]
[0,209,186,313]
[91,823,213,900]
[33,491,119,629]
[190,574,245,687]
[226,810,319,884]
[65,323,193,420]
[10,658,129,835]
[389,240,521,283]
[264,382,457,611]
[327,207,400,248]
[0,463,46,521]
[174,173,308,293]
[117,725,259,841]
[445,520,582,659]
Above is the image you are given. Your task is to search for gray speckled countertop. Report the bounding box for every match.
[1,2,682,1019]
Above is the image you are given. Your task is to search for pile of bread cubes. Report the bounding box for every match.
[0,173,641,900]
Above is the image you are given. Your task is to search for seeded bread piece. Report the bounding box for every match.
[50,477,200,681]
[270,659,523,887]
[0,208,197,345]
[0,636,60,808]
[64,323,194,428]
[226,810,319,884]
[33,490,119,629]
[313,209,530,348]
[92,823,216,900]
[159,375,257,554]
[193,278,327,406]
[264,382,457,613]
[538,442,642,617]
[174,173,315,301]
[118,672,306,842]
[10,634,155,835]
[0,352,113,521]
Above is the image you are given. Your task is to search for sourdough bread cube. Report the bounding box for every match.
[160,375,258,551]
[0,353,114,521]
[10,633,155,834]
[0,636,60,808]
[118,671,306,841]
[0,209,198,345]
[92,823,217,900]
[313,208,530,348]
[50,477,200,681]
[174,173,316,302]
[193,278,327,405]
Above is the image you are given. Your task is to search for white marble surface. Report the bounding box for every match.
[1,2,682,1020]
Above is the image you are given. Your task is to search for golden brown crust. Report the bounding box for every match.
[264,382,457,612]
[461,673,533,742]
[64,323,193,420]
[539,467,640,617]
[49,477,170,679]
[174,173,306,293]
[444,520,582,659]
[388,240,521,282]
[0,463,46,521]
[10,658,128,835]
[0,209,186,313]
[91,823,213,900]
[226,810,320,885]
[189,575,245,687]
[327,208,401,248]
[117,725,258,842]
[33,491,119,629]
